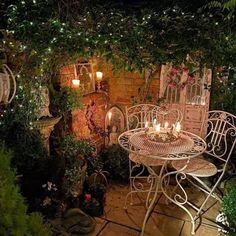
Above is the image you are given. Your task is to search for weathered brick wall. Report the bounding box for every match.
[100,62,160,109]
[59,60,160,150]
[59,64,107,151]
[72,93,107,151]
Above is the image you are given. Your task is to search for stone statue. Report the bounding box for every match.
[108,125,118,146]
[36,86,52,119]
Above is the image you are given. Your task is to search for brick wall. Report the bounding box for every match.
[59,60,160,150]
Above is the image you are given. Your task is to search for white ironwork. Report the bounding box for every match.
[159,65,212,136]
[169,110,236,235]
[124,104,183,207]
[118,128,206,236]
[0,64,16,104]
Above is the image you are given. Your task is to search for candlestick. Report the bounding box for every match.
[96,71,103,91]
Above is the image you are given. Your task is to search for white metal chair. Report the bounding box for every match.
[124,104,183,207]
[171,110,236,234]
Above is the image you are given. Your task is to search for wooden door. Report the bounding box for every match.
[159,64,212,136]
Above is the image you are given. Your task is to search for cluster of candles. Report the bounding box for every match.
[145,119,181,134]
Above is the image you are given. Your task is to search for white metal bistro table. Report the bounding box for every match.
[118,128,207,236]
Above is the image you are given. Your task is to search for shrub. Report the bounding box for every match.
[222,186,236,227]
[60,135,96,197]
[0,144,51,236]
[100,144,129,182]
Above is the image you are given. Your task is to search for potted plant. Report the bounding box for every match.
[60,135,96,198]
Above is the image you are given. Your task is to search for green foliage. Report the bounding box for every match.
[210,68,236,114]
[50,87,83,117]
[0,81,44,129]
[222,186,236,226]
[1,0,236,79]
[27,213,52,236]
[0,120,48,173]
[60,135,96,159]
[0,144,51,236]
[60,135,96,196]
[100,144,129,182]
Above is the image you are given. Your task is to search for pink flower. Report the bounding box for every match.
[169,82,177,88]
[171,68,180,74]
[85,194,92,201]
[187,75,195,84]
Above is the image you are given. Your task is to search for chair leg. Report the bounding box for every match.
[125,162,147,208]
[161,171,197,235]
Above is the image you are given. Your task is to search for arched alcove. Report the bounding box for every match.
[105,106,125,146]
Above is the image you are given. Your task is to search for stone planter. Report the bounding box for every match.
[32,116,61,153]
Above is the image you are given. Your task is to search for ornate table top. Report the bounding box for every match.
[118,128,206,161]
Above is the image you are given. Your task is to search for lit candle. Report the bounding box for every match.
[96,71,103,81]
[72,79,80,86]
[175,122,181,133]
[145,121,149,128]
[108,112,112,125]
[164,121,169,130]
[155,123,161,133]
[153,118,157,126]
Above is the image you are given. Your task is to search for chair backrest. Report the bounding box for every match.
[125,104,160,130]
[204,110,236,164]
[155,108,183,127]
[125,104,183,130]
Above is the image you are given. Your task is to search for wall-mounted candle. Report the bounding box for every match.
[145,121,149,128]
[153,118,157,126]
[164,121,169,129]
[108,111,112,125]
[155,123,161,133]
[96,71,103,81]
[72,79,80,86]
[175,122,181,133]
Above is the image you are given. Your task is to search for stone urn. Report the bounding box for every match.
[32,86,61,153]
[32,116,61,153]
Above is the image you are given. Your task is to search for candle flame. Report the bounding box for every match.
[164,121,169,129]
[108,111,112,120]
[153,118,157,126]
[72,79,80,86]
[175,122,181,133]
[155,123,161,132]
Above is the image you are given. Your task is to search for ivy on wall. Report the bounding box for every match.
[1,0,236,76]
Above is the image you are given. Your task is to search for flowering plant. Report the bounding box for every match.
[41,181,66,218]
[166,67,196,89]
[81,184,106,217]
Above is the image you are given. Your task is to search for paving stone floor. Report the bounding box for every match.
[89,183,220,236]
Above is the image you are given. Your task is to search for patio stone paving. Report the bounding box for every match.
[89,184,220,236]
